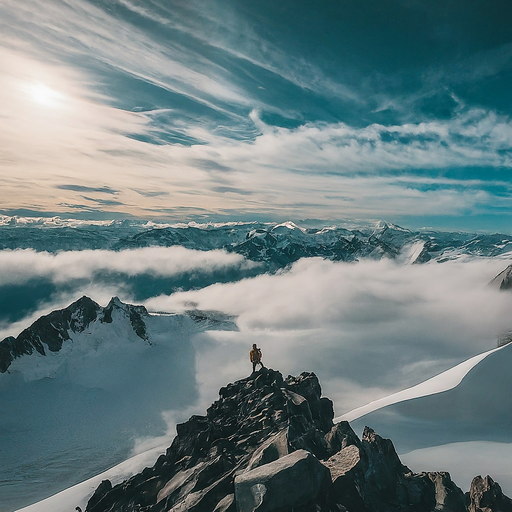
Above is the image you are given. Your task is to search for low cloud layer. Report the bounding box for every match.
[3,247,511,414]
[0,247,259,332]
[145,256,512,412]
[0,246,255,286]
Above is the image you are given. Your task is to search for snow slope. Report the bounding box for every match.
[335,344,505,422]
[344,341,512,493]
[14,444,170,512]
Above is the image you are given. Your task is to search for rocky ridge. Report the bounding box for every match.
[0,295,239,374]
[84,369,511,512]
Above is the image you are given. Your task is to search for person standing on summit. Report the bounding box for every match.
[250,343,264,373]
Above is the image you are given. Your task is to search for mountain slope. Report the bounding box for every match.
[23,369,511,512]
[0,296,149,373]
[335,345,505,423]
[349,342,512,450]
[0,297,236,512]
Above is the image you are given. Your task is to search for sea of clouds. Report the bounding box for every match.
[3,247,512,510]
[3,246,511,413]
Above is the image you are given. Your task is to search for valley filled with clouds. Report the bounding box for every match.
[3,1,512,510]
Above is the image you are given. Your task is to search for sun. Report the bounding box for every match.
[29,83,61,107]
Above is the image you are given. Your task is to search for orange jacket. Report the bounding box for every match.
[250,348,262,362]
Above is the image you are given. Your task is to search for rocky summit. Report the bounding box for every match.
[85,369,512,512]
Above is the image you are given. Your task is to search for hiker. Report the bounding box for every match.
[250,343,264,373]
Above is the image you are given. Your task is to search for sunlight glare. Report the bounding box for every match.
[30,83,61,107]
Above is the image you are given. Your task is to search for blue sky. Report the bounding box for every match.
[1,0,512,230]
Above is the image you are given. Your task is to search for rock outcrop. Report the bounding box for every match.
[85,369,512,512]
[235,449,331,512]
[467,475,512,512]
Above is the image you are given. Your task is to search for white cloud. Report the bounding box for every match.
[0,246,256,286]
[0,0,249,109]
[1,3,512,221]
[145,256,512,413]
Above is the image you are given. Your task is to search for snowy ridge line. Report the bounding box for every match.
[0,215,266,229]
[335,344,506,423]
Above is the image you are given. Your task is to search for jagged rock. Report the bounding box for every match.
[467,475,512,512]
[86,480,113,511]
[234,449,331,512]
[323,424,467,512]
[246,430,290,471]
[86,369,334,512]
[429,472,468,512]
[325,420,361,456]
[84,369,511,512]
[213,494,236,512]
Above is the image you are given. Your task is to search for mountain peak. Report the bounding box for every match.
[0,296,150,372]
[271,221,307,233]
[84,369,506,512]
[106,296,125,309]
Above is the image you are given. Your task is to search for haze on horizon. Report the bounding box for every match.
[1,0,512,232]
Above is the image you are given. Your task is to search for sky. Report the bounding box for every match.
[1,0,512,231]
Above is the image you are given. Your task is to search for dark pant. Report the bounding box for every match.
[252,361,264,372]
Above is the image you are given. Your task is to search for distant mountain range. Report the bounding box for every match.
[3,217,512,270]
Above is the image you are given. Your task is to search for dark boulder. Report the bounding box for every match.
[234,449,331,512]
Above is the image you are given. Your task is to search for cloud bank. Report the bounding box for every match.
[145,256,512,412]
[0,246,259,334]
[0,246,255,286]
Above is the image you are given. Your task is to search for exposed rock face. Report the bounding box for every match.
[234,449,331,512]
[86,369,332,512]
[323,424,464,512]
[490,265,512,291]
[0,296,101,372]
[467,475,512,512]
[84,368,511,512]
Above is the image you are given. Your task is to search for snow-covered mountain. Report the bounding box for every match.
[0,296,235,512]
[3,216,512,267]
[4,217,512,511]
[0,296,150,373]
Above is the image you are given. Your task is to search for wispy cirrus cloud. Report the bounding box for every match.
[2,0,512,226]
